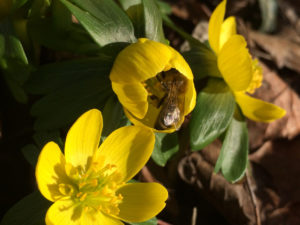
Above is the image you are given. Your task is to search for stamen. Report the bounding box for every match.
[58,183,74,196]
[247,59,263,94]
[70,162,123,216]
[80,193,87,201]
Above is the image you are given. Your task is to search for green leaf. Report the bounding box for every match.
[101,96,130,140]
[21,131,62,167]
[31,74,112,131]
[0,20,30,103]
[0,191,51,225]
[156,0,171,15]
[214,108,249,183]
[119,0,166,43]
[27,58,113,131]
[152,132,179,167]
[142,0,166,43]
[183,45,221,80]
[26,57,112,94]
[190,78,235,150]
[60,0,136,46]
[12,0,28,10]
[21,144,40,167]
[129,217,157,225]
[28,18,101,54]
[118,0,144,38]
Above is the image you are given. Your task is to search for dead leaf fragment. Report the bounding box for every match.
[251,31,300,73]
[248,63,300,146]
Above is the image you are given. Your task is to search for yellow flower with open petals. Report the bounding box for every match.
[208,0,285,122]
[110,38,196,132]
[35,109,168,225]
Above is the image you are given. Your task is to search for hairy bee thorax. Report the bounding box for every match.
[144,69,187,130]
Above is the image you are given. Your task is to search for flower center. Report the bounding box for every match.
[144,69,187,130]
[246,59,263,94]
[59,162,123,216]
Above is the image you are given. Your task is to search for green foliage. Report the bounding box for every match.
[214,108,249,182]
[119,0,166,43]
[12,0,29,10]
[152,132,179,166]
[60,0,136,47]
[0,191,51,225]
[129,217,158,225]
[21,131,62,166]
[183,45,221,80]
[101,96,130,140]
[190,79,235,151]
[26,57,114,131]
[0,20,30,103]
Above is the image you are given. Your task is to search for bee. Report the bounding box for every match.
[155,69,186,130]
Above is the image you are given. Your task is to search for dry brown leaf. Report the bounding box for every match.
[178,141,256,225]
[249,137,300,225]
[248,63,300,149]
[250,31,300,73]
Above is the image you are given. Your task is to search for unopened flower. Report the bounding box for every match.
[110,38,196,132]
[36,109,168,225]
[208,0,285,122]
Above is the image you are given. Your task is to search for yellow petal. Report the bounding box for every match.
[235,92,286,122]
[110,38,174,83]
[116,183,168,222]
[111,81,148,119]
[65,109,103,171]
[184,79,197,115]
[95,126,155,182]
[219,16,236,49]
[218,35,253,92]
[45,199,81,225]
[36,142,68,202]
[208,0,227,54]
[81,210,123,225]
[168,49,194,81]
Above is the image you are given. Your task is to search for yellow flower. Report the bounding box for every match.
[110,38,196,132]
[35,109,168,225]
[208,0,285,122]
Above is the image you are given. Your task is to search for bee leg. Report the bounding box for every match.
[157,94,167,108]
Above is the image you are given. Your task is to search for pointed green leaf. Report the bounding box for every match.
[27,58,113,130]
[60,0,136,46]
[183,45,221,80]
[190,79,235,150]
[152,132,179,167]
[21,131,62,167]
[119,0,166,43]
[0,191,51,225]
[26,57,112,94]
[101,96,130,140]
[215,108,249,182]
[0,21,30,103]
[142,0,166,43]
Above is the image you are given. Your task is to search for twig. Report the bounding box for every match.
[191,207,197,225]
[140,166,157,182]
[245,170,261,225]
